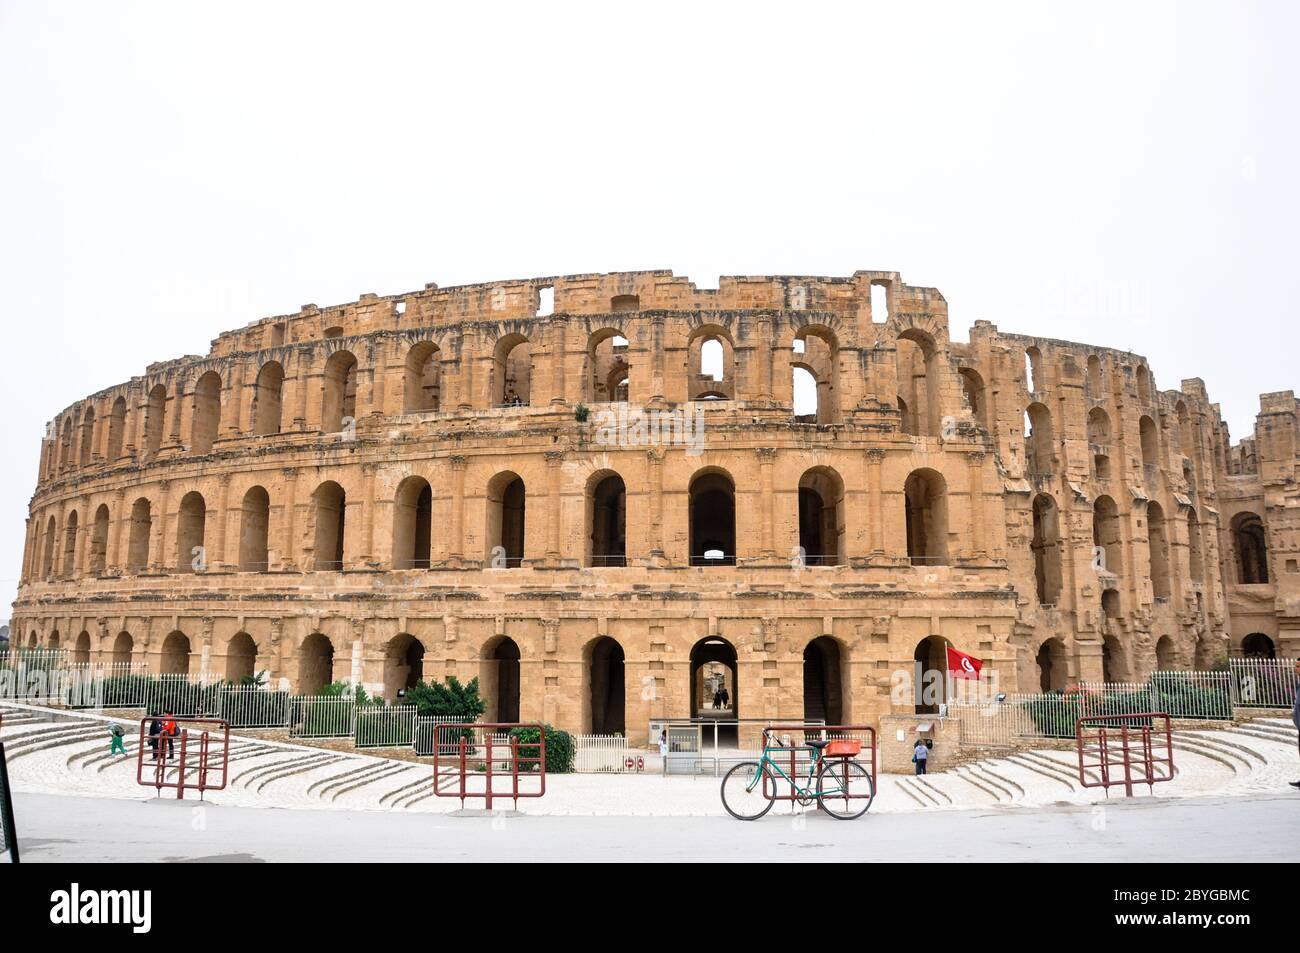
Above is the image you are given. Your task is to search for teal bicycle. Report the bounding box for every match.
[721,728,875,820]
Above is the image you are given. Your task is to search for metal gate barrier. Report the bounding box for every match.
[432,723,546,810]
[135,717,230,800]
[0,738,18,863]
[1075,712,1174,797]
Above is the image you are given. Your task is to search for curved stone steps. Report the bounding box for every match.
[231,751,337,788]
[965,762,1025,801]
[1172,733,1258,772]
[306,761,390,797]
[892,778,938,808]
[1223,723,1296,745]
[320,763,413,803]
[5,725,104,760]
[1003,752,1080,790]
[250,754,349,794]
[379,772,442,809]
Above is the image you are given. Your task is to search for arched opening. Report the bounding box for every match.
[897,396,914,436]
[486,472,526,568]
[896,330,940,436]
[311,481,347,570]
[1024,403,1055,477]
[79,406,95,466]
[958,367,987,431]
[47,631,60,651]
[1025,347,1042,394]
[191,370,222,454]
[688,327,734,400]
[798,467,844,566]
[61,510,78,578]
[1087,407,1112,480]
[588,330,630,404]
[904,469,948,565]
[1146,501,1171,599]
[90,504,110,576]
[482,636,520,723]
[58,417,72,472]
[1087,354,1103,395]
[176,491,206,572]
[1185,507,1201,584]
[1092,495,1123,578]
[1139,415,1159,468]
[493,334,532,406]
[690,637,737,740]
[1036,637,1067,691]
[393,477,433,569]
[239,486,271,570]
[127,498,151,572]
[689,469,736,566]
[1136,364,1152,404]
[404,342,441,413]
[913,636,948,714]
[794,327,838,424]
[161,631,191,676]
[1031,493,1062,605]
[1232,512,1269,584]
[322,351,358,433]
[383,634,425,702]
[298,633,335,695]
[803,636,843,724]
[1241,633,1275,659]
[112,631,133,666]
[587,472,626,567]
[1155,635,1176,671]
[42,515,56,579]
[107,396,126,460]
[792,365,818,422]
[73,630,91,664]
[225,632,257,682]
[252,361,284,436]
[585,637,626,734]
[145,384,167,456]
[1101,588,1121,623]
[1102,635,1128,682]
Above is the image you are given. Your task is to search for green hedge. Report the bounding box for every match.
[508,724,574,773]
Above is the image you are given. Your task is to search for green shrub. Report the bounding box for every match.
[508,723,574,773]
[403,676,486,721]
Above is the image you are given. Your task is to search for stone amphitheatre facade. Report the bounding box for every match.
[12,270,1299,744]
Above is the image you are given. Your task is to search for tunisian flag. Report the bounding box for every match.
[946,646,983,680]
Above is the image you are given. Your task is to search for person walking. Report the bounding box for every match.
[146,712,162,760]
[1291,658,1300,790]
[161,710,178,760]
[108,722,128,758]
[658,728,670,773]
[912,738,929,776]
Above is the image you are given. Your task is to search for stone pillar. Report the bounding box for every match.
[549,318,568,406]
[755,314,774,401]
[757,447,776,557]
[458,327,476,411]
[867,449,885,554]
[647,448,665,558]
[109,488,126,572]
[967,451,986,559]
[449,455,467,561]
[213,474,232,570]
[650,314,665,403]
[361,464,377,566]
[545,451,564,560]
[154,480,171,571]
[280,468,299,570]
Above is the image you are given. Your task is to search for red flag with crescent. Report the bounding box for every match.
[946,645,983,680]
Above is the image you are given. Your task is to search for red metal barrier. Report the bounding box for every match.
[1076,712,1174,797]
[431,723,546,811]
[761,724,877,805]
[135,717,230,800]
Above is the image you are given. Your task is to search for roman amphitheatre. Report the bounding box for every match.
[12,270,1298,747]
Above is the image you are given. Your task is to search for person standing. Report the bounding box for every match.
[658,728,670,774]
[161,710,178,760]
[147,712,162,760]
[913,738,929,776]
[1291,658,1300,790]
[108,722,128,758]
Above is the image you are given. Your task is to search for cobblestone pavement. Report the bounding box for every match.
[3,704,1296,819]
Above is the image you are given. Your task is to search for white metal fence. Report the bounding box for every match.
[955,670,1236,747]
[217,685,292,728]
[574,734,630,772]
[1228,658,1297,708]
[288,696,354,738]
[354,705,418,748]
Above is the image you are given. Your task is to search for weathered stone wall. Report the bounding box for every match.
[13,269,1289,745]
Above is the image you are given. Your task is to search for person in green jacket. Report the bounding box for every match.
[108,722,128,757]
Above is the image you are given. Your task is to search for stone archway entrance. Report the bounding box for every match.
[690,637,737,744]
[585,636,625,734]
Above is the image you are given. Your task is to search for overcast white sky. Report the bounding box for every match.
[1,0,1296,615]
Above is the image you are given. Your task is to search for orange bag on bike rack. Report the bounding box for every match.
[823,739,861,758]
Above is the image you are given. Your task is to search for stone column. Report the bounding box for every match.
[280,468,299,570]
[458,326,476,411]
[213,474,232,570]
[967,451,986,559]
[757,447,777,557]
[647,448,665,558]
[109,488,126,572]
[361,464,377,567]
[154,480,171,571]
[867,450,885,555]
[650,314,666,403]
[545,450,564,560]
[449,455,467,561]
[549,318,568,406]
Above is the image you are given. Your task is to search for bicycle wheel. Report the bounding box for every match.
[815,758,875,820]
[720,761,776,821]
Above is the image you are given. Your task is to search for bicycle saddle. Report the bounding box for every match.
[805,739,830,750]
